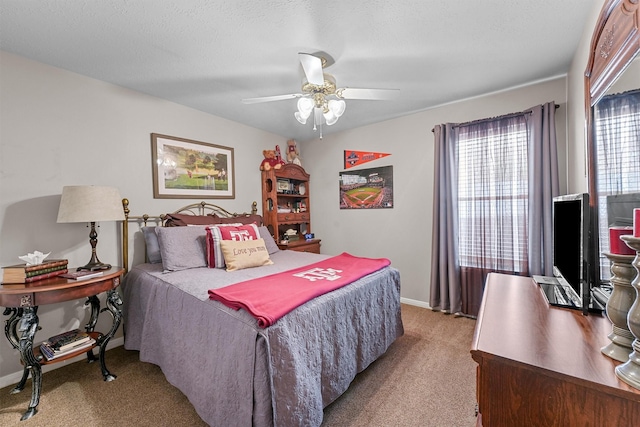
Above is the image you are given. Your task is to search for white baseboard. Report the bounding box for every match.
[0,336,124,390]
[400,297,431,309]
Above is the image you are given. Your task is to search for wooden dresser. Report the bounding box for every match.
[277,238,321,253]
[471,273,640,426]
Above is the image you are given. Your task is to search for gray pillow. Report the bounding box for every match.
[156,226,208,271]
[258,226,280,254]
[141,226,162,264]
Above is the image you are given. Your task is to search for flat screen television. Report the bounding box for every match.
[553,193,592,313]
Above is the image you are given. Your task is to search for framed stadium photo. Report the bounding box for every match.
[339,165,393,209]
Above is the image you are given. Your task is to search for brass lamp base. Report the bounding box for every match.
[77,221,112,271]
[77,261,112,272]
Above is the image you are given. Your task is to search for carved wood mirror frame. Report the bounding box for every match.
[584,0,639,283]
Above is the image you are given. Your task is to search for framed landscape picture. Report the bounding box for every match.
[339,165,393,209]
[151,133,235,199]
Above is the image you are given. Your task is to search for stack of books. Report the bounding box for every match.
[2,259,69,284]
[39,329,95,361]
[59,270,104,281]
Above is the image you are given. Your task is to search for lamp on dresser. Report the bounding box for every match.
[56,185,125,271]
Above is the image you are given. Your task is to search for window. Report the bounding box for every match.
[456,116,529,272]
[594,90,640,280]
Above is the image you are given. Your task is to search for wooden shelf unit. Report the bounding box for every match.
[262,163,320,252]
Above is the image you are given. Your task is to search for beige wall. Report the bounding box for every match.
[0,51,282,385]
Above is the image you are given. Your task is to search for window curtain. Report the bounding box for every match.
[457,115,529,316]
[430,123,462,314]
[430,102,559,317]
[527,103,560,276]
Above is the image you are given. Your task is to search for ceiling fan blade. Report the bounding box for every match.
[299,53,324,86]
[337,88,400,100]
[242,94,301,104]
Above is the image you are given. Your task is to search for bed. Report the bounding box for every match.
[120,200,403,427]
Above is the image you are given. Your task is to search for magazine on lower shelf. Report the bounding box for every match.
[40,338,96,361]
[46,329,92,351]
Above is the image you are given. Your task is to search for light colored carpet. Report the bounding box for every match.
[321,304,478,426]
[0,304,478,426]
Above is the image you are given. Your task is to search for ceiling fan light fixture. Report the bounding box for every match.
[294,111,308,124]
[297,97,314,115]
[328,99,346,117]
[323,109,338,126]
[241,53,398,136]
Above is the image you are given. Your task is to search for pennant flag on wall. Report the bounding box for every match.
[343,150,391,169]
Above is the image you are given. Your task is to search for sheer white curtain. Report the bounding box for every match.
[456,116,529,274]
[430,103,559,316]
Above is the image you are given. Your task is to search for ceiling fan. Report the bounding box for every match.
[242,53,400,137]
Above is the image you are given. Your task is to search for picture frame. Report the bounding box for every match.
[339,165,393,209]
[151,133,235,199]
[277,179,290,192]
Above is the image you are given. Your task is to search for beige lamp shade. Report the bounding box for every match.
[57,186,125,223]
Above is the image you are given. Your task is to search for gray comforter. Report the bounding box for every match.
[122,250,403,426]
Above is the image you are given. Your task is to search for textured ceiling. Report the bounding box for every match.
[0,0,597,142]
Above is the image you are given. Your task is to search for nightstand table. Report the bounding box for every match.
[277,238,321,254]
[0,267,124,421]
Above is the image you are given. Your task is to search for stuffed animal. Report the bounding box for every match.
[286,139,302,166]
[260,149,285,171]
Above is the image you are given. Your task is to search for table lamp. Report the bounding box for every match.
[57,185,125,271]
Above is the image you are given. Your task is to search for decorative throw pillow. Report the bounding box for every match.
[205,223,260,268]
[141,226,162,264]
[156,226,208,271]
[258,225,280,254]
[219,238,273,272]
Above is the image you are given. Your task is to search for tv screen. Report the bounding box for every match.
[553,193,590,312]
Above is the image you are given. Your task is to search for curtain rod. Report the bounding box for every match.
[431,104,559,133]
[601,87,640,99]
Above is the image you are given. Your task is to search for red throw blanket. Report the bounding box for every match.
[208,252,391,327]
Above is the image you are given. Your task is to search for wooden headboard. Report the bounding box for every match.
[121,199,258,273]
